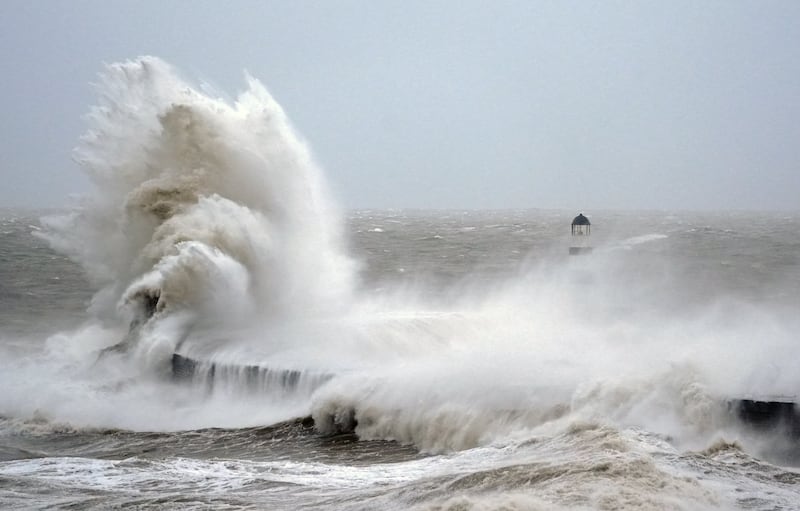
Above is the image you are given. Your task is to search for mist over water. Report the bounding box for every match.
[42,57,354,366]
[2,57,800,509]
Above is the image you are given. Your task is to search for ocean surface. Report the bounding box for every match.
[2,57,800,510]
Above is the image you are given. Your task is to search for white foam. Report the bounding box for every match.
[39,56,355,360]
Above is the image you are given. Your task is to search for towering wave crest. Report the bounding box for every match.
[41,57,355,362]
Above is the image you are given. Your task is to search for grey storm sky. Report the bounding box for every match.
[1,1,799,211]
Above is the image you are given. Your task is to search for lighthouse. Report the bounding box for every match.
[569,213,592,255]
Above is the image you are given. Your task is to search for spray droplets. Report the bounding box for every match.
[43,56,355,357]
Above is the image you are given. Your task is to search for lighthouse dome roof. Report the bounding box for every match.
[572,213,590,226]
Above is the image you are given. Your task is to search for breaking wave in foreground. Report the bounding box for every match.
[1,57,800,509]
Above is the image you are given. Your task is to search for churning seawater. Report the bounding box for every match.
[1,57,800,510]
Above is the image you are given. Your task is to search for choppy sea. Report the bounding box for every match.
[2,56,800,510]
[2,208,800,510]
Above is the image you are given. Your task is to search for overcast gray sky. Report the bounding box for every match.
[1,1,798,210]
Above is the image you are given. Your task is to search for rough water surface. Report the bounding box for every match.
[1,57,800,510]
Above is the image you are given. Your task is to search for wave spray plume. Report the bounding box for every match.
[41,57,355,366]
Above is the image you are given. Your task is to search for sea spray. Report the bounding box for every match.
[308,236,800,453]
[25,58,800,461]
[40,57,355,362]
